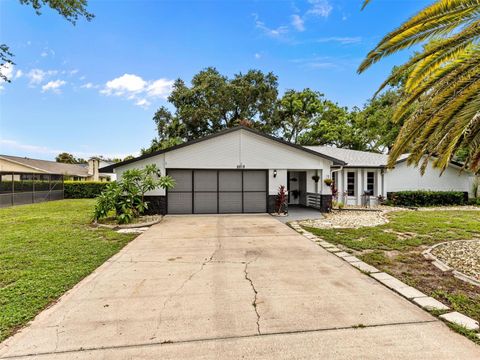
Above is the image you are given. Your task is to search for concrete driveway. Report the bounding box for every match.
[1,215,478,359]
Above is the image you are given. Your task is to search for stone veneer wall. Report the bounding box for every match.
[144,196,167,215]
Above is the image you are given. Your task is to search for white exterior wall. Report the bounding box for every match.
[269,169,287,195]
[334,168,382,206]
[115,155,167,196]
[114,129,333,196]
[384,161,475,197]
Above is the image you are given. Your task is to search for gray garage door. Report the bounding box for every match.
[167,170,267,214]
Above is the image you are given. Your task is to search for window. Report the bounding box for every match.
[367,172,375,195]
[347,172,355,196]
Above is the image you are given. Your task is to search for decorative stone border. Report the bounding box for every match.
[423,241,480,288]
[290,221,480,334]
[93,216,163,230]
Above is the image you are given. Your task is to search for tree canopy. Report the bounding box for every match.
[55,152,86,164]
[143,67,405,156]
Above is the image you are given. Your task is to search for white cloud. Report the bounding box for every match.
[41,79,66,93]
[146,78,174,98]
[101,73,147,96]
[291,14,305,31]
[15,69,23,79]
[135,98,151,108]
[316,36,362,44]
[100,73,174,107]
[40,48,55,58]
[0,63,14,82]
[307,0,333,18]
[81,82,97,89]
[26,69,58,86]
[253,14,288,38]
[254,53,261,59]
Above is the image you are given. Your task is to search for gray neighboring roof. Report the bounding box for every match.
[0,155,90,176]
[304,146,409,168]
[100,126,346,172]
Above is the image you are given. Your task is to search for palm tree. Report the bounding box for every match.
[358,0,480,173]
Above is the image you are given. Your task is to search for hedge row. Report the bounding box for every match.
[387,191,468,207]
[64,181,110,199]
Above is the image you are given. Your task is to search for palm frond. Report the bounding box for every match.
[358,0,480,73]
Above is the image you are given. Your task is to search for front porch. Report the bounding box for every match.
[273,205,324,223]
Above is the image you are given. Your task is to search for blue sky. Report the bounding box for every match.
[0,0,430,160]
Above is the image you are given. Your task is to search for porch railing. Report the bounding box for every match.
[306,193,322,210]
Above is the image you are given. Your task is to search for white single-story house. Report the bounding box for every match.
[101,126,476,214]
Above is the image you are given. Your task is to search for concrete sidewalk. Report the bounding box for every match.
[1,215,478,359]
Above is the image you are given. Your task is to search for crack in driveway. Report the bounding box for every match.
[154,237,222,336]
[244,255,261,335]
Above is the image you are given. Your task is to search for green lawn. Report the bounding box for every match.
[304,210,480,344]
[0,199,137,342]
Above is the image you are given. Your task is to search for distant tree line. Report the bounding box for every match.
[55,153,132,164]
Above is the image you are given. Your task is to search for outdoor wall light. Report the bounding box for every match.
[273,170,277,178]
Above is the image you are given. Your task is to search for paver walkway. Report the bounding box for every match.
[1,215,478,359]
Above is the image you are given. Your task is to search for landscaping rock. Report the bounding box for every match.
[439,312,479,331]
[300,210,389,229]
[412,297,449,311]
[431,240,480,282]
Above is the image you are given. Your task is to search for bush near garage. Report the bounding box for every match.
[387,191,467,207]
[64,181,109,199]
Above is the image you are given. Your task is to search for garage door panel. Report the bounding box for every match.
[243,171,267,191]
[243,192,267,212]
[194,170,217,192]
[169,170,193,192]
[219,171,242,191]
[194,193,217,214]
[168,192,192,214]
[218,193,242,213]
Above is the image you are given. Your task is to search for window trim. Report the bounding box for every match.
[366,171,375,195]
[347,171,355,197]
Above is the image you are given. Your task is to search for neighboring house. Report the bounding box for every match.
[0,155,116,207]
[0,155,115,182]
[101,126,476,215]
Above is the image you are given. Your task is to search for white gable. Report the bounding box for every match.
[164,129,333,170]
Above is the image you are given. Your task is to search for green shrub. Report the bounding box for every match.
[64,181,109,199]
[387,191,467,207]
[93,165,175,224]
[467,198,480,206]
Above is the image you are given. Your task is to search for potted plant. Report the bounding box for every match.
[324,178,333,187]
[312,175,320,183]
[291,189,300,199]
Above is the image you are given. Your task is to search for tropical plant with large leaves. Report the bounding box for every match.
[359,0,480,173]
